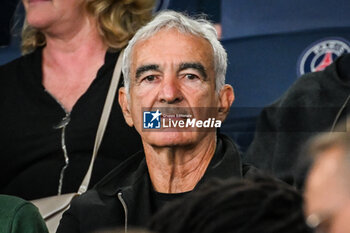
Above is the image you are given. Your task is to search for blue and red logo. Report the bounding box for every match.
[297,37,350,76]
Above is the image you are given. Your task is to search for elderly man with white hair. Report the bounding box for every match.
[57,11,255,233]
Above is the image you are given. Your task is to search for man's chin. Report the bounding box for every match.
[144,132,196,148]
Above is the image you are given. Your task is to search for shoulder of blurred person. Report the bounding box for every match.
[0,195,48,233]
[244,53,350,185]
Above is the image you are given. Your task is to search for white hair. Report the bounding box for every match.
[122,10,227,94]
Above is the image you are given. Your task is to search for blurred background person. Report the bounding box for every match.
[0,0,154,200]
[244,53,350,185]
[0,194,48,233]
[304,119,350,233]
[149,176,311,233]
[1,0,221,65]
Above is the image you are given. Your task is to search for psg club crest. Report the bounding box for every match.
[297,37,350,76]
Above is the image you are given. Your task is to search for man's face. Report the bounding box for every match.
[119,28,234,148]
[304,146,350,233]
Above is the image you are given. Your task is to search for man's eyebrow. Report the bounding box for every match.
[178,62,207,79]
[135,64,160,78]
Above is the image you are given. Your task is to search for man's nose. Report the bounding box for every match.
[158,76,183,104]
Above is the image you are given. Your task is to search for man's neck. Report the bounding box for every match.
[144,134,217,193]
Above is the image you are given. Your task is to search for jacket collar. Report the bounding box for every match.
[95,134,243,196]
[195,134,242,189]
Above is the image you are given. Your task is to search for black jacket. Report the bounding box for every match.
[57,134,256,233]
[244,54,350,185]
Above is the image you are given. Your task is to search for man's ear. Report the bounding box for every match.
[217,84,235,121]
[118,87,134,127]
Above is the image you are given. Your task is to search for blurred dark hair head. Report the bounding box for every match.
[149,175,311,233]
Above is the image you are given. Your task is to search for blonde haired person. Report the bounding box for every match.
[0,0,154,200]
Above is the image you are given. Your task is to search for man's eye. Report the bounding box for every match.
[185,74,198,80]
[143,75,156,82]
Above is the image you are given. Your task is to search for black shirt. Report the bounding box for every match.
[150,188,189,214]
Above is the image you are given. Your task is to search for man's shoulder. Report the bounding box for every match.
[58,151,148,233]
[218,134,263,178]
[94,150,146,195]
[214,134,243,174]
[219,133,240,151]
[68,188,124,214]
[58,189,125,233]
[67,150,145,208]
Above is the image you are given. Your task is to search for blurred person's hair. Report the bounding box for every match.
[306,118,350,161]
[122,10,227,94]
[303,117,350,186]
[293,118,350,190]
[149,175,311,233]
[21,0,155,54]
